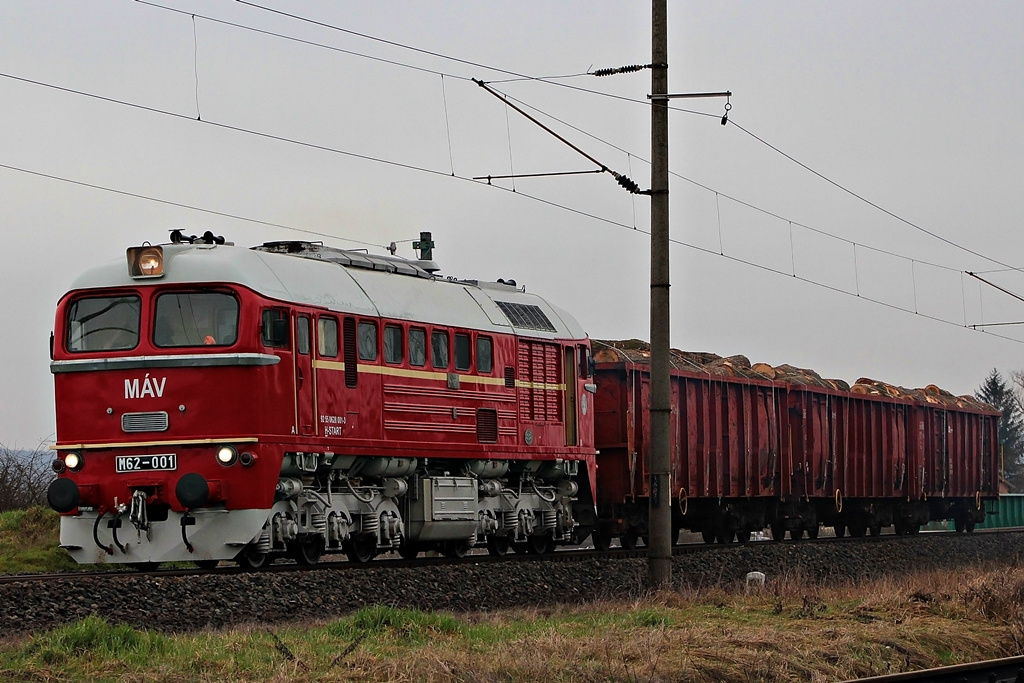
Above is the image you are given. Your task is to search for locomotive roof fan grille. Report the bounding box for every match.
[495,301,557,333]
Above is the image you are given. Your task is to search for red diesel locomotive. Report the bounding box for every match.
[47,232,596,567]
[46,233,1000,568]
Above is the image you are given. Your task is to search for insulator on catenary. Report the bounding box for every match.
[591,63,653,77]
[614,173,645,195]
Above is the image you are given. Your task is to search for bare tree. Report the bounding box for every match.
[0,444,54,511]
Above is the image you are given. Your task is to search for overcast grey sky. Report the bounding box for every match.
[2,1,1023,447]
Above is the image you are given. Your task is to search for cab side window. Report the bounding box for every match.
[454,333,471,371]
[384,325,403,364]
[476,336,493,373]
[431,331,449,369]
[409,327,427,367]
[318,317,339,357]
[296,316,310,355]
[358,321,378,361]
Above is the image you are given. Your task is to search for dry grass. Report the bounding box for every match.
[2,564,1023,682]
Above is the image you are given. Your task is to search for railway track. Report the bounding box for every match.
[2,525,1023,638]
[844,655,1024,682]
[3,526,1021,586]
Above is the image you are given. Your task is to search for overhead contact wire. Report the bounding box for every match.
[3,71,1018,343]
[0,161,388,250]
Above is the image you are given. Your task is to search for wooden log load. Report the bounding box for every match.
[592,339,990,410]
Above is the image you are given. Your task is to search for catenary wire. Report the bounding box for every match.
[2,70,1018,344]
[148,0,1023,276]
[726,118,1023,274]
[0,162,388,250]
[135,0,470,80]
[496,89,967,274]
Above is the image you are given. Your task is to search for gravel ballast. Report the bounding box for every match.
[1,532,1022,637]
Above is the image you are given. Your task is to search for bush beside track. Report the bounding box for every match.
[1,531,1023,637]
[0,508,78,574]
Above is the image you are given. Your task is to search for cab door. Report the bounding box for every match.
[563,346,578,446]
[294,314,316,435]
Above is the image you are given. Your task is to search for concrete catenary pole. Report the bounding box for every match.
[648,0,672,589]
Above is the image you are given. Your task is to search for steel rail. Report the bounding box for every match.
[841,655,1024,682]
[2,526,1022,585]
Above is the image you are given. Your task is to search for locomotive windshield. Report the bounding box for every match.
[67,295,141,352]
[154,292,239,347]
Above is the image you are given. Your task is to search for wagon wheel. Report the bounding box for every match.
[592,526,613,551]
[806,526,819,540]
[526,533,554,555]
[440,539,472,559]
[770,523,786,542]
[235,544,268,570]
[833,524,846,538]
[701,530,716,545]
[790,528,804,541]
[292,536,325,566]
[954,517,965,533]
[621,529,640,550]
[848,523,866,538]
[716,530,736,544]
[868,525,881,537]
[965,519,976,533]
[486,536,511,556]
[398,541,420,560]
[194,560,219,570]
[129,562,160,572]
[345,535,377,563]
[736,530,752,544]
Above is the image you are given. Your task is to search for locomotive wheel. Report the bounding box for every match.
[526,533,554,555]
[833,524,846,538]
[621,529,640,550]
[346,536,377,563]
[736,530,752,544]
[129,562,160,572]
[440,540,471,558]
[770,523,785,542]
[806,526,819,540]
[235,545,268,570]
[868,525,881,537]
[790,528,804,541]
[292,537,325,566]
[486,536,511,557]
[848,523,866,538]
[716,531,735,544]
[398,542,420,560]
[701,530,716,545]
[592,527,613,551]
[194,560,219,570]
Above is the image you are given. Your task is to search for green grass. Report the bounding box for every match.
[0,507,79,573]
[0,561,1022,681]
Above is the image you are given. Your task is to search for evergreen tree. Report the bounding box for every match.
[976,368,1024,490]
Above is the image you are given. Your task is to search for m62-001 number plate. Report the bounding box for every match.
[115,454,177,473]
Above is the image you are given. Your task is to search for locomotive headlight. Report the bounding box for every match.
[127,245,164,278]
[64,452,83,472]
[216,446,238,466]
